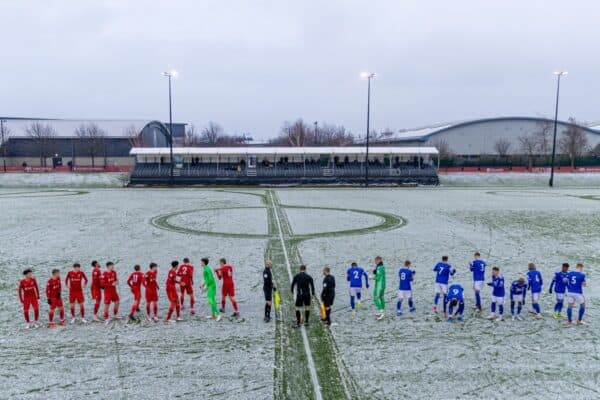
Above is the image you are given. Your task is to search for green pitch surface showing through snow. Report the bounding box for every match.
[0,185,599,399]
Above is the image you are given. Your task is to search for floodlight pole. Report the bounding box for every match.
[363,73,376,187]
[163,72,175,185]
[549,71,567,187]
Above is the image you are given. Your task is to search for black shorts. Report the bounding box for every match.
[295,294,311,307]
[322,296,335,308]
[263,288,273,302]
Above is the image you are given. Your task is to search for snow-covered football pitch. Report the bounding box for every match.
[0,179,598,399]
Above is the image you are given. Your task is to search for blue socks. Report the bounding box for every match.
[554,300,563,313]
[434,293,440,305]
[350,296,355,310]
[510,301,515,315]
[491,302,496,313]
[533,303,541,314]
[356,292,362,301]
[499,305,504,315]
[579,306,585,321]
[517,303,522,315]
[408,299,414,310]
[475,292,481,309]
[567,308,573,322]
[396,300,402,312]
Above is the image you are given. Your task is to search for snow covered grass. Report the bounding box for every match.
[280,187,599,399]
[440,172,600,187]
[1,183,598,399]
[0,173,127,188]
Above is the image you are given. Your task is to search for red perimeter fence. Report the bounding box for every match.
[0,166,133,173]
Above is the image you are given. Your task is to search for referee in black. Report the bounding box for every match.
[321,266,335,326]
[291,264,315,328]
[263,260,275,322]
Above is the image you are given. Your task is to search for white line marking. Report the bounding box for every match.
[269,191,323,400]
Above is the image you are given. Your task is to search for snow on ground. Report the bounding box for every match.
[0,189,272,400]
[1,175,599,399]
[439,172,600,187]
[278,187,600,399]
[168,207,269,236]
[284,207,382,236]
[0,172,127,188]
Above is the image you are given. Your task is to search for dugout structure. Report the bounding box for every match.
[128,146,440,185]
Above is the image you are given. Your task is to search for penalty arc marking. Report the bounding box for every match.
[269,191,323,400]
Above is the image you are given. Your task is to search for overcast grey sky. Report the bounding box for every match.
[1,0,599,140]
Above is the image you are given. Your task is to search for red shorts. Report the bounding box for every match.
[103,289,120,305]
[221,283,235,297]
[180,284,193,295]
[91,286,102,301]
[167,287,178,302]
[49,298,63,308]
[23,297,39,312]
[69,291,84,304]
[146,290,158,302]
[131,288,141,302]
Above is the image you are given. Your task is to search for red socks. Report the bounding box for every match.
[80,304,85,318]
[232,300,239,312]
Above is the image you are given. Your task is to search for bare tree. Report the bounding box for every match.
[125,125,144,147]
[0,123,11,166]
[429,138,451,158]
[534,120,552,162]
[182,124,202,146]
[270,119,311,147]
[200,121,223,146]
[518,135,537,168]
[493,138,512,159]
[559,117,589,168]
[75,123,106,167]
[312,123,354,146]
[271,119,354,147]
[26,122,56,166]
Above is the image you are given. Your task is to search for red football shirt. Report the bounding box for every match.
[144,270,158,292]
[65,270,88,292]
[102,270,118,290]
[177,264,194,286]
[91,267,102,288]
[127,271,144,290]
[46,277,61,299]
[19,278,39,302]
[216,265,234,285]
[166,268,178,290]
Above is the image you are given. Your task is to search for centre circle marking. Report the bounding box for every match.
[151,205,406,239]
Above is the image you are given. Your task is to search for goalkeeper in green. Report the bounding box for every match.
[373,256,386,320]
[201,258,221,321]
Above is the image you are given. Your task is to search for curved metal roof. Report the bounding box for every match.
[380,116,600,142]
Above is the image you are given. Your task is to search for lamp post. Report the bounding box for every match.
[361,72,376,187]
[549,70,567,187]
[162,70,177,185]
